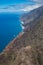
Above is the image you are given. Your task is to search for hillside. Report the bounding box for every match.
[0,6,43,65]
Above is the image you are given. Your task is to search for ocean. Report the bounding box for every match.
[0,13,22,52]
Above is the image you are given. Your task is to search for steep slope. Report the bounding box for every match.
[0,6,43,65]
[21,5,43,23]
[21,6,43,31]
[14,44,43,65]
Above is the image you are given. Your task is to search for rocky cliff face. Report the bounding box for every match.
[21,6,43,32]
[0,6,43,65]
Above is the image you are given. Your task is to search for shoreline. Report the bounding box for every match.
[20,21,25,30]
[0,31,24,54]
[0,20,24,54]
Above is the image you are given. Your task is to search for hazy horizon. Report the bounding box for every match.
[0,0,42,13]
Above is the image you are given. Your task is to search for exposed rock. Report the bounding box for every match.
[0,6,43,65]
[14,45,43,65]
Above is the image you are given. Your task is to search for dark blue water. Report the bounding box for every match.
[0,13,22,52]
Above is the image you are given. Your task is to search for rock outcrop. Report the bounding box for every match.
[21,6,43,32]
[0,6,43,65]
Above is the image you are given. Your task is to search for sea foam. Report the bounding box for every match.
[21,21,24,24]
[20,21,25,30]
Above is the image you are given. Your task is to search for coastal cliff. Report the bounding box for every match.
[0,6,43,65]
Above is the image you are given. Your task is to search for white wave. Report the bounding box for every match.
[21,21,24,24]
[22,25,25,29]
